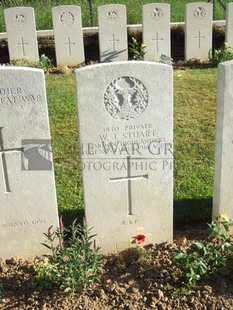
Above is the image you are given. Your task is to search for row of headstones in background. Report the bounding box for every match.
[1,58,233,257]
[4,4,170,64]
[6,2,233,65]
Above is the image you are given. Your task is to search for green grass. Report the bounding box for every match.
[174,69,217,223]
[46,74,84,224]
[0,0,231,31]
[45,68,217,225]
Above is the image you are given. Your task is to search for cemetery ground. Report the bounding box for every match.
[1,67,233,309]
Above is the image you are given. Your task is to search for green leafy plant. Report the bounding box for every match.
[34,261,56,290]
[175,214,233,285]
[38,54,52,72]
[129,37,146,60]
[164,283,191,298]
[176,60,188,67]
[34,217,101,297]
[209,42,233,65]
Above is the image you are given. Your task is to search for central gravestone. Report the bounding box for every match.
[0,67,59,258]
[75,62,173,253]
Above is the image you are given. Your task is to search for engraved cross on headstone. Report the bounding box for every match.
[64,36,75,56]
[195,31,205,48]
[17,37,29,57]
[0,127,23,193]
[151,32,163,54]
[108,34,119,52]
[109,156,148,216]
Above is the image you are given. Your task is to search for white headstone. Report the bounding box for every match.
[226,3,233,49]
[52,5,85,66]
[142,3,171,61]
[213,60,233,220]
[0,67,59,258]
[185,2,213,61]
[98,4,128,62]
[4,7,39,61]
[75,62,173,253]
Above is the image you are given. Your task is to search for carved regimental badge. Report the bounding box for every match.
[104,76,148,121]
[107,10,118,21]
[14,14,27,25]
[194,7,206,20]
[60,11,74,27]
[151,7,163,21]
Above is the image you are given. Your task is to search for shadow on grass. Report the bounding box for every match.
[60,198,212,230]
[59,208,85,228]
[174,197,212,228]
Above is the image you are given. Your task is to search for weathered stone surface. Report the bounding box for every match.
[143,3,170,61]
[75,61,173,253]
[4,7,39,61]
[0,67,59,258]
[52,5,85,66]
[213,60,233,221]
[226,3,233,49]
[98,4,128,62]
[185,2,213,61]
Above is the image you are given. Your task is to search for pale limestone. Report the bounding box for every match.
[213,60,233,220]
[75,61,173,254]
[185,2,213,61]
[4,7,39,61]
[0,67,59,258]
[98,4,128,62]
[52,5,85,66]
[143,3,171,61]
[226,3,233,49]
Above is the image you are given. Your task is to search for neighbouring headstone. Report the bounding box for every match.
[52,5,85,66]
[185,2,213,61]
[98,4,128,62]
[142,3,171,61]
[226,3,233,49]
[213,60,233,220]
[0,67,59,258]
[4,7,39,61]
[75,62,173,253]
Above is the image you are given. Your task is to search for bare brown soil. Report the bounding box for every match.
[1,227,233,310]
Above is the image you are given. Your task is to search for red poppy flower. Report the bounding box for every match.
[135,234,146,244]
